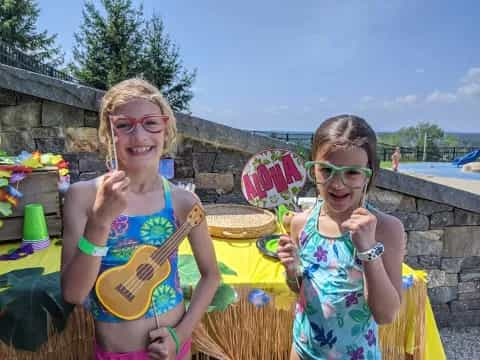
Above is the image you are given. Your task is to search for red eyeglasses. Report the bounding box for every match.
[109,114,169,135]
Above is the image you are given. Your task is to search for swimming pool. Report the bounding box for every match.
[398,162,480,180]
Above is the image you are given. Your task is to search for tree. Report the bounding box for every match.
[0,0,63,66]
[378,122,462,161]
[141,13,196,111]
[70,1,196,111]
[69,0,144,90]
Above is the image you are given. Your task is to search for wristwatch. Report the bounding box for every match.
[356,242,384,262]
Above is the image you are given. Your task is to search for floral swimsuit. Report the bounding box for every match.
[86,178,183,322]
[293,200,381,360]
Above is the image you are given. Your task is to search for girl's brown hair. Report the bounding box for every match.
[98,78,177,163]
[312,114,378,189]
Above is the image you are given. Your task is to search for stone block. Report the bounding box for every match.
[454,208,480,226]
[461,256,480,272]
[192,139,218,153]
[367,188,416,213]
[42,100,84,127]
[64,127,99,152]
[175,166,194,179]
[393,212,429,231]
[0,131,35,153]
[85,110,99,128]
[216,192,249,205]
[430,211,454,228]
[30,127,64,138]
[195,189,219,204]
[446,310,480,327]
[441,258,464,273]
[460,273,480,282]
[0,89,16,105]
[0,100,41,129]
[457,281,480,300]
[428,286,457,304]
[213,151,250,173]
[427,270,458,288]
[193,152,216,173]
[35,137,65,153]
[443,226,480,257]
[407,230,444,256]
[79,158,106,173]
[431,304,450,328]
[195,173,235,193]
[404,256,420,269]
[417,199,453,215]
[450,299,480,312]
[418,256,441,269]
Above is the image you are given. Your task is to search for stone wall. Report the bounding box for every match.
[1,64,480,327]
[371,170,480,327]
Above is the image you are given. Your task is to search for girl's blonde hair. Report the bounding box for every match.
[98,78,177,164]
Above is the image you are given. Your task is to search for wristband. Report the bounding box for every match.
[357,242,384,262]
[166,326,180,355]
[77,236,109,257]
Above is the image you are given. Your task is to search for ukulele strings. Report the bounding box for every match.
[121,221,193,294]
[121,222,191,293]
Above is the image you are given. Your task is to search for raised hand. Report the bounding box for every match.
[341,207,377,252]
[277,235,299,269]
[91,170,130,224]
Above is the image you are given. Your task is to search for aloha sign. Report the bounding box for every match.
[241,149,306,209]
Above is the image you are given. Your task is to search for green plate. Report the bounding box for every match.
[256,234,281,259]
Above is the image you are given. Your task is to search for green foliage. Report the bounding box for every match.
[0,0,64,66]
[0,268,74,351]
[178,254,238,312]
[378,122,462,149]
[141,13,196,111]
[70,1,196,111]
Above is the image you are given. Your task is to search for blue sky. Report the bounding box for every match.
[36,0,480,132]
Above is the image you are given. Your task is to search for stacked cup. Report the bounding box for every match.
[22,203,50,251]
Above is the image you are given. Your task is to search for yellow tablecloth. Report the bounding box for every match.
[179,236,446,360]
[0,238,445,359]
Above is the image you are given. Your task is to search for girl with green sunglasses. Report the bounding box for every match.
[277,115,405,360]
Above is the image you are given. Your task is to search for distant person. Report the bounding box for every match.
[391,147,402,172]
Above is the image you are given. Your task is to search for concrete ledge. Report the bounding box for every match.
[375,169,480,214]
[176,113,297,154]
[0,63,102,111]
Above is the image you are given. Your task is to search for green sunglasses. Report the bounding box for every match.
[305,161,372,189]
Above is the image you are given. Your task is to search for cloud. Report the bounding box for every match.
[394,94,418,105]
[318,97,328,104]
[461,67,480,83]
[381,94,418,109]
[415,68,425,73]
[457,67,480,97]
[426,90,457,104]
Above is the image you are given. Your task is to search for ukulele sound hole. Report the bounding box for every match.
[136,264,154,281]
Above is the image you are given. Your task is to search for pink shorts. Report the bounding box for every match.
[94,338,192,360]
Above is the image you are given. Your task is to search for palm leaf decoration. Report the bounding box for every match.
[178,254,238,312]
[0,268,74,351]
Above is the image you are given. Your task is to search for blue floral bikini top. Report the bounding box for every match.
[86,177,184,322]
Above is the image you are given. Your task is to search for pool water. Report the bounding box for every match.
[398,162,480,180]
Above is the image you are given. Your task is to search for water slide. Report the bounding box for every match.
[452,149,480,166]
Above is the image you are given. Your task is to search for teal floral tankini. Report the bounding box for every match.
[293,200,381,360]
[85,177,184,322]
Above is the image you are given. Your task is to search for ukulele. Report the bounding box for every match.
[95,204,205,320]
